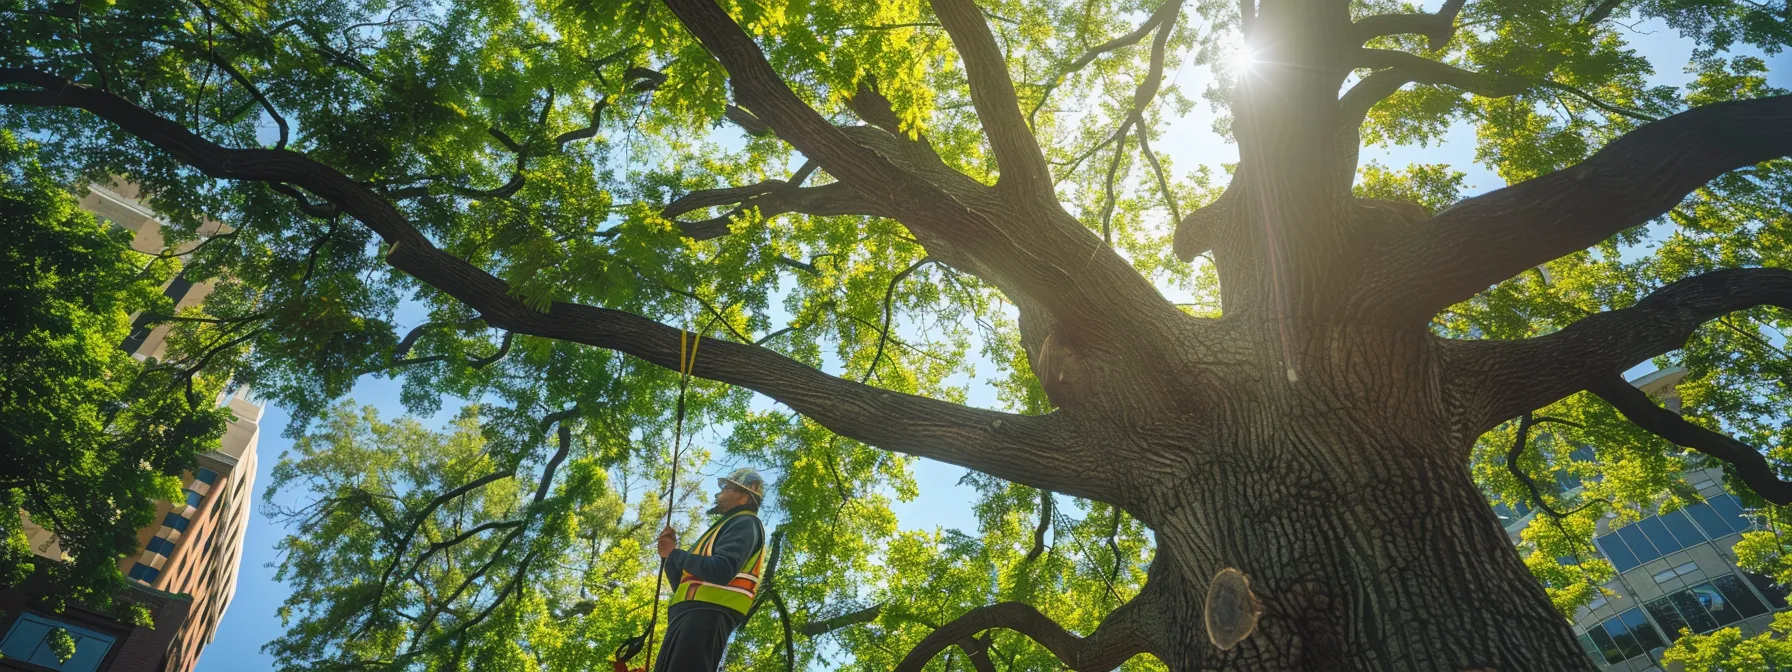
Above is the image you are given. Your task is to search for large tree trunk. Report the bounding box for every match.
[1129,334,1592,670]
[1147,451,1587,670]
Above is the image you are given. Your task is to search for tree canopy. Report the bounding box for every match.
[0,129,229,621]
[5,0,1792,667]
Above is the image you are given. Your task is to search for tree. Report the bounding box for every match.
[1659,611,1792,671]
[0,129,229,617]
[3,0,1792,667]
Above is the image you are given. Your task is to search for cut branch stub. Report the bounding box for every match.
[1204,567,1261,650]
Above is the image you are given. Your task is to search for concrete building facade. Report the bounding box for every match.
[0,183,259,672]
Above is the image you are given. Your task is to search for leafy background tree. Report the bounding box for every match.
[0,130,229,622]
[4,0,1792,668]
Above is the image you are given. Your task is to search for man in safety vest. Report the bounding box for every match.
[654,467,767,671]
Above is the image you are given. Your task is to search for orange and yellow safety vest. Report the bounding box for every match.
[668,510,765,615]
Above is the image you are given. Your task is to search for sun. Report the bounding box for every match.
[1224,37,1258,73]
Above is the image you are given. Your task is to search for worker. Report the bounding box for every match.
[654,467,767,672]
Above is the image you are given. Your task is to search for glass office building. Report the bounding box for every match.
[1495,368,1789,671]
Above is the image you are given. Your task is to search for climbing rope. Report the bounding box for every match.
[613,324,707,672]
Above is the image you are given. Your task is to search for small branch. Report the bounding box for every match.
[1538,79,1659,123]
[192,0,289,148]
[1136,125,1180,224]
[1590,376,1792,504]
[1505,412,1599,519]
[799,602,885,636]
[466,331,514,370]
[1027,0,1183,126]
[863,258,933,383]
[1024,489,1051,564]
[551,95,609,147]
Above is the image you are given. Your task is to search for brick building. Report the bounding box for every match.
[0,183,260,672]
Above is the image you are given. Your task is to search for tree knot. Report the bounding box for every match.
[1205,567,1262,651]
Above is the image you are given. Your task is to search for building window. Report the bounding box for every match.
[1707,494,1756,532]
[1594,496,1756,574]
[0,613,117,672]
[1746,571,1791,609]
[1585,608,1667,664]
[1645,575,1770,641]
[1636,516,1684,555]
[1653,561,1701,584]
[1594,533,1643,572]
[163,512,190,532]
[195,467,218,485]
[145,537,176,557]
[127,563,160,583]
[1659,509,1706,547]
[183,489,204,508]
[1682,495,1752,538]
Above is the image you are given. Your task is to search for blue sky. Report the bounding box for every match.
[193,17,1790,671]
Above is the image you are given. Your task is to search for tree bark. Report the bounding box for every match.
[1121,388,1590,669]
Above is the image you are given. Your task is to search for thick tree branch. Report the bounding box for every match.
[0,68,1128,502]
[657,0,923,195]
[893,598,1156,671]
[1590,376,1792,504]
[1362,94,1792,326]
[1350,0,1465,51]
[1582,0,1628,25]
[929,0,1052,194]
[658,2,1191,355]
[1445,268,1792,430]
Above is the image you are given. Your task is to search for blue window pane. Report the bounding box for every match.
[0,613,117,672]
[1647,597,1690,641]
[1616,525,1661,565]
[1596,533,1641,572]
[1708,495,1753,534]
[1713,573,1768,619]
[1604,616,1645,659]
[1685,502,1733,539]
[195,467,218,485]
[1620,608,1666,653]
[1660,509,1707,546]
[1585,625,1625,664]
[162,513,190,532]
[145,537,175,556]
[1637,517,1683,555]
[127,563,160,582]
[183,489,203,507]
[1669,589,1722,633]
